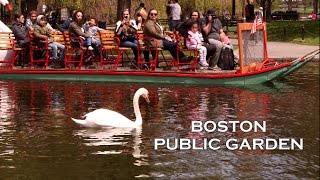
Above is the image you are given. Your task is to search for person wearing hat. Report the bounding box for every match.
[33,15,65,68]
[201,8,223,70]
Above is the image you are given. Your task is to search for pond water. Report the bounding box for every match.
[0,63,319,179]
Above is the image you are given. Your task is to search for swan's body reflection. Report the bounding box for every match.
[73,126,148,165]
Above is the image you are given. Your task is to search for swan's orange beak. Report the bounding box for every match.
[145,95,150,104]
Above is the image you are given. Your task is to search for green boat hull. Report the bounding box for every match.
[0,65,290,86]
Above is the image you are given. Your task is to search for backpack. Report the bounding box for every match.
[218,47,235,70]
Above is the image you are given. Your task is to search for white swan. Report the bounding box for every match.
[71,88,150,128]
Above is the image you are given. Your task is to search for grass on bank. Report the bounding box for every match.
[267,20,320,45]
[225,20,319,45]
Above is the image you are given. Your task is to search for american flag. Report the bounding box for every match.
[251,14,264,35]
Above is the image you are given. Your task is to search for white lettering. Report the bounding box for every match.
[291,139,303,150]
[279,138,290,150]
[239,139,252,150]
[266,138,278,150]
[180,139,191,150]
[208,138,220,150]
[167,139,178,150]
[204,121,216,132]
[240,121,253,132]
[192,139,203,150]
[255,121,266,132]
[252,139,264,150]
[154,139,165,150]
[217,121,228,132]
[191,121,202,132]
[226,138,238,150]
[229,121,239,132]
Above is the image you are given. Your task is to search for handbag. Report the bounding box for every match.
[121,33,137,42]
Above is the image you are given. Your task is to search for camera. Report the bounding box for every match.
[124,16,129,20]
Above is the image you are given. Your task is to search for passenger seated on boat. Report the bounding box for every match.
[83,17,104,57]
[135,14,145,31]
[12,13,30,66]
[186,21,209,69]
[201,8,222,71]
[68,10,91,48]
[178,10,216,65]
[26,10,55,32]
[115,9,139,67]
[33,15,65,68]
[143,9,193,66]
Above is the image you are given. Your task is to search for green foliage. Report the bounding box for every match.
[267,20,320,45]
[43,0,246,23]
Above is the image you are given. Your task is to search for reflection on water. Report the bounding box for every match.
[0,63,319,179]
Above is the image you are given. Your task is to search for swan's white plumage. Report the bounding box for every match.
[84,109,137,127]
[71,88,149,128]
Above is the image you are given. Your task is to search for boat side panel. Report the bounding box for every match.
[0,69,286,85]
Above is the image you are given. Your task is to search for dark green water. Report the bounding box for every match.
[0,63,319,179]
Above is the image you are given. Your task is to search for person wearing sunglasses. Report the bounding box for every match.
[143,9,192,65]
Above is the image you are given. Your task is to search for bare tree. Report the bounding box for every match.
[117,0,131,21]
[314,0,319,14]
[26,0,38,14]
[266,0,272,21]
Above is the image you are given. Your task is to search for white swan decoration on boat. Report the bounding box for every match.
[72,88,150,128]
[0,0,13,67]
[0,0,12,32]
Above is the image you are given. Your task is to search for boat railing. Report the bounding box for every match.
[3,29,240,73]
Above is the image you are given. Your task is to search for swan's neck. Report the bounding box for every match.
[133,93,142,126]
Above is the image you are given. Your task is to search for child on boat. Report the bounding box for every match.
[83,17,104,53]
[186,21,209,68]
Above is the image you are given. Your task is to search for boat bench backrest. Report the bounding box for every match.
[28,31,48,49]
[0,32,14,50]
[62,31,85,48]
[99,30,120,47]
[51,31,65,45]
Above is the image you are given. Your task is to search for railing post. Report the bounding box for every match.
[301,25,305,41]
[283,27,287,41]
[226,20,229,31]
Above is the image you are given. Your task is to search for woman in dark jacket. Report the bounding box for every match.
[12,13,30,66]
[12,13,29,47]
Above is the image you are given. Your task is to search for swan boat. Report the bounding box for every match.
[0,0,13,67]
[0,18,318,85]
